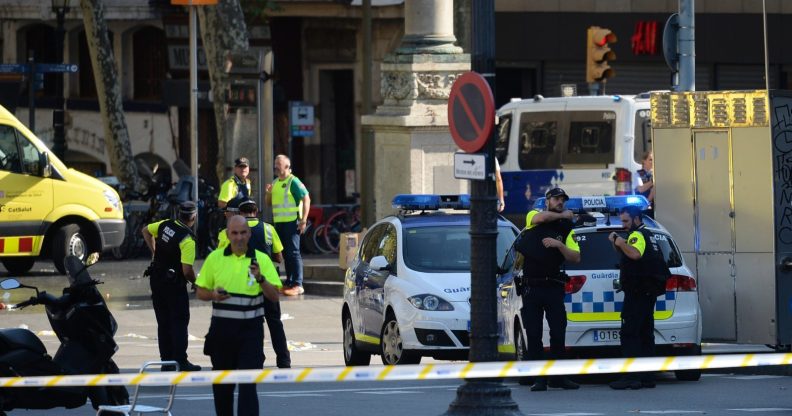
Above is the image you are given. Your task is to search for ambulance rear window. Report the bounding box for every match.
[565,230,683,270]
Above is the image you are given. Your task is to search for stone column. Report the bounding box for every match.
[362,0,470,220]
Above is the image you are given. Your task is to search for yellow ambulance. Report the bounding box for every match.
[0,105,124,274]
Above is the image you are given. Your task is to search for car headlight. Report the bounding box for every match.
[103,190,121,211]
[408,294,454,311]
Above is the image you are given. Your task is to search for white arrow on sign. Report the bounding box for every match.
[454,152,487,180]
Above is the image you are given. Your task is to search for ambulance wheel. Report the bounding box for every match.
[2,258,35,275]
[343,311,371,366]
[380,313,420,365]
[52,224,88,275]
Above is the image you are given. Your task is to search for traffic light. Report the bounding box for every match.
[586,26,617,83]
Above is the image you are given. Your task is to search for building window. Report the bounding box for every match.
[132,27,166,100]
[78,30,114,99]
[20,24,57,98]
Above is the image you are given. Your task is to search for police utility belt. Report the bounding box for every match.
[523,271,569,286]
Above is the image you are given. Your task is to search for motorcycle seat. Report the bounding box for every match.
[0,328,47,355]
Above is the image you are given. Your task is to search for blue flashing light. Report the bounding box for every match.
[533,195,649,212]
[392,194,471,211]
[612,95,622,102]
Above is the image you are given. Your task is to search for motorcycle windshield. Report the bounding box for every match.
[65,256,92,287]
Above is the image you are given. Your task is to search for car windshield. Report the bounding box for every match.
[565,230,684,270]
[404,225,517,272]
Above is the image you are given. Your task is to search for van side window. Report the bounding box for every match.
[0,125,21,173]
[495,114,511,165]
[634,109,651,162]
[19,135,42,176]
[518,117,560,169]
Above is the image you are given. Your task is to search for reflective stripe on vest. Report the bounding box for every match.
[272,175,298,222]
[211,294,265,319]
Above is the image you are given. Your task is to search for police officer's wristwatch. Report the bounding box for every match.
[255,275,264,284]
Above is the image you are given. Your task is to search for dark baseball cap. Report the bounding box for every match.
[238,199,258,213]
[235,157,250,167]
[545,187,569,201]
[179,201,197,216]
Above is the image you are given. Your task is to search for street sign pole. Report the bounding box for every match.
[444,1,522,415]
[189,5,199,210]
[27,54,35,132]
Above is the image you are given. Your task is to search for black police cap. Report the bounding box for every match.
[545,187,569,201]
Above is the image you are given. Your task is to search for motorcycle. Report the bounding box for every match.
[0,254,129,414]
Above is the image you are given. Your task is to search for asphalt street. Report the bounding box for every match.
[1,258,791,415]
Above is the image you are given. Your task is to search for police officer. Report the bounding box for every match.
[218,157,252,210]
[141,201,201,372]
[218,199,290,368]
[515,187,581,391]
[609,205,668,390]
[196,215,280,416]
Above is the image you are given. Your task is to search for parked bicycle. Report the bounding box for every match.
[309,204,362,254]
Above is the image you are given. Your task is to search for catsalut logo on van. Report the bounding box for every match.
[591,272,619,280]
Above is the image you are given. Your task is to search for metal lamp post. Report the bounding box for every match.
[51,0,71,161]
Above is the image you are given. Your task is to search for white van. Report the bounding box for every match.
[495,94,651,227]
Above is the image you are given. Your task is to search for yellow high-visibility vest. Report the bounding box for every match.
[271,175,299,223]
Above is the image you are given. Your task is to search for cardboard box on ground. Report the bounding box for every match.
[339,228,367,269]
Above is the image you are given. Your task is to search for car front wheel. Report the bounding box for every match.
[380,314,420,365]
[343,312,371,366]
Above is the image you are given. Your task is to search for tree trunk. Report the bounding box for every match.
[79,0,141,192]
[197,1,250,184]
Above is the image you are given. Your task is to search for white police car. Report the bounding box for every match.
[505,195,702,381]
[341,194,522,365]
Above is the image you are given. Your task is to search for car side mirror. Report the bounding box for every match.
[39,152,51,178]
[0,278,21,290]
[369,255,390,272]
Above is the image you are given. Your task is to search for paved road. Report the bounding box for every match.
[9,374,792,415]
[2,259,789,415]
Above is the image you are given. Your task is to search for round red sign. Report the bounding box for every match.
[448,71,495,153]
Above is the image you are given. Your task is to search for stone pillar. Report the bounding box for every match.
[362,0,470,220]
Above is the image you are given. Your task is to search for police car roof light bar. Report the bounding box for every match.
[392,194,471,211]
[533,195,649,213]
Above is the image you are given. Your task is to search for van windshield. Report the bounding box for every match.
[565,230,684,270]
[517,110,615,169]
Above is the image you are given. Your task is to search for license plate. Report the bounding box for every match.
[593,329,620,342]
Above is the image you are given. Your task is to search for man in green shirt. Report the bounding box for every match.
[218,157,252,210]
[265,154,310,296]
[195,215,280,416]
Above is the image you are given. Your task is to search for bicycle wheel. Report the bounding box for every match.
[324,211,353,253]
[301,222,320,254]
[312,224,335,254]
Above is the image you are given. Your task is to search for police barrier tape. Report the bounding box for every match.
[1,353,791,388]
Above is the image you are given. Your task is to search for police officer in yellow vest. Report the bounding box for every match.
[265,154,310,296]
[218,157,252,210]
[141,201,201,372]
[196,215,281,416]
[218,200,290,368]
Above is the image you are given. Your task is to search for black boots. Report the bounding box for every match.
[530,376,580,391]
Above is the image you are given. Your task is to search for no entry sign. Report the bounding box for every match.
[448,71,495,153]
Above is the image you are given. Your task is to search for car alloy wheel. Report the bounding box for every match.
[342,312,371,366]
[381,319,403,365]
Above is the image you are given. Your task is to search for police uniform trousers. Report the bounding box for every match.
[521,284,567,360]
[205,316,264,416]
[263,296,290,368]
[150,276,190,362]
[620,290,656,359]
[274,220,303,288]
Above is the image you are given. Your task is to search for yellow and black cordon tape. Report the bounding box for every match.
[1,353,790,388]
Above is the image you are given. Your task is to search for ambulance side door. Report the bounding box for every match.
[0,125,54,253]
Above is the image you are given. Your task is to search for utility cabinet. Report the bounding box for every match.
[651,90,792,346]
